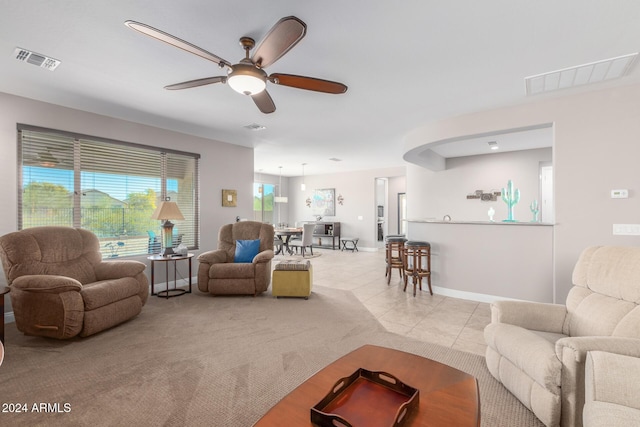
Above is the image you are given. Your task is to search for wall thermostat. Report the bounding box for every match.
[611,189,629,199]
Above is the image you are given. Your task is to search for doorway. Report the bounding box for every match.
[375,178,388,248]
[539,162,554,223]
[398,193,407,235]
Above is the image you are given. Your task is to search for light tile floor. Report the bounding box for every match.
[277,247,491,356]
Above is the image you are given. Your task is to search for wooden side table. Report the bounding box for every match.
[147,253,194,298]
[1,286,10,344]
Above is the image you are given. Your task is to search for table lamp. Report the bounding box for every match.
[151,201,184,256]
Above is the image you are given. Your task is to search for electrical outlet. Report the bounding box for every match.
[613,224,640,235]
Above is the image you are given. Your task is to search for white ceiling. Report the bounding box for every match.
[1,1,639,177]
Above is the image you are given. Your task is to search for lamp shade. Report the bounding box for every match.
[151,201,184,221]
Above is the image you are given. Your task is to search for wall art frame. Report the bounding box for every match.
[311,188,335,216]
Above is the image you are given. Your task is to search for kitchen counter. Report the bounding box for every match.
[406,220,554,303]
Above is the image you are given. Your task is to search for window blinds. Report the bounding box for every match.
[18,124,200,258]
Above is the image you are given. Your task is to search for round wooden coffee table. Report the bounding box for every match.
[254,344,480,426]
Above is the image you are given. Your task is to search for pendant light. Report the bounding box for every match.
[301,163,307,191]
[274,166,288,203]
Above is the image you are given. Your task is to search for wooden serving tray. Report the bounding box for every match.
[311,368,419,427]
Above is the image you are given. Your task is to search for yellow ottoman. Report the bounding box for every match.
[272,260,313,299]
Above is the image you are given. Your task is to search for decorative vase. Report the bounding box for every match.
[487,207,495,222]
[501,180,520,222]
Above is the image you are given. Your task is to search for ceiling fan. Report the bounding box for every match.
[124,16,348,114]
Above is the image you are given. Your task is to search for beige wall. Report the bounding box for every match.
[405,83,640,302]
[0,92,255,313]
[287,167,406,249]
[409,148,552,222]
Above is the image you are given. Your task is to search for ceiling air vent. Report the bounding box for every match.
[14,47,61,71]
[243,123,266,131]
[525,53,637,96]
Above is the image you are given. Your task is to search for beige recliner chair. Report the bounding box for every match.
[0,226,149,339]
[484,246,640,427]
[583,351,640,427]
[197,221,274,296]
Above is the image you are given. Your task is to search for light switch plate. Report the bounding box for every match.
[613,224,640,235]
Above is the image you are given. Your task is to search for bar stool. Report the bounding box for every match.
[403,241,432,296]
[385,236,407,284]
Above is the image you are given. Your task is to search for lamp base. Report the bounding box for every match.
[160,246,175,257]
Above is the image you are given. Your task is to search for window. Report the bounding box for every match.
[253,183,274,224]
[18,125,200,258]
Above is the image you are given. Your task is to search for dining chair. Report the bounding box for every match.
[290,223,314,257]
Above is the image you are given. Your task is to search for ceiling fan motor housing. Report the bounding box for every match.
[227,60,267,95]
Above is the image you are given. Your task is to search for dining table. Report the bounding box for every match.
[275,227,303,255]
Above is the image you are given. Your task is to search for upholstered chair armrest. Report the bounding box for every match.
[585,351,640,411]
[95,260,146,280]
[555,336,640,363]
[491,300,567,333]
[12,275,82,293]
[197,249,228,265]
[253,249,274,264]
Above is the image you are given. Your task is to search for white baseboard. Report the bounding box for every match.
[430,285,525,304]
[349,246,378,252]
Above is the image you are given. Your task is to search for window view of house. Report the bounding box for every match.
[19,127,199,258]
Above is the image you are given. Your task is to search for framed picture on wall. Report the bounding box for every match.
[311,188,335,216]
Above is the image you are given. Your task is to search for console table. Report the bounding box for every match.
[310,222,340,250]
[254,344,480,426]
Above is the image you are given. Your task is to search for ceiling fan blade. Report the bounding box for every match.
[164,76,227,90]
[269,73,348,94]
[251,90,276,114]
[124,20,232,68]
[252,16,306,68]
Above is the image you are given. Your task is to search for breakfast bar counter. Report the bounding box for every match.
[407,219,554,303]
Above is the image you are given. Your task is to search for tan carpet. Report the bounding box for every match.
[0,286,543,427]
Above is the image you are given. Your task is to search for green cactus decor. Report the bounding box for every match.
[530,199,540,222]
[501,179,520,222]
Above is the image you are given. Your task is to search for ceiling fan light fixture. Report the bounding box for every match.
[227,63,267,95]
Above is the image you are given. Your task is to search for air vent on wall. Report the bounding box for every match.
[525,53,638,96]
[14,47,61,71]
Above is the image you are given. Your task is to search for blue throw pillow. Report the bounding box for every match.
[235,239,260,263]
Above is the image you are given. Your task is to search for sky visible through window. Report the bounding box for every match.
[24,166,178,201]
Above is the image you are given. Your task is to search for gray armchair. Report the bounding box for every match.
[197,221,274,296]
[0,226,149,339]
[484,246,640,427]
